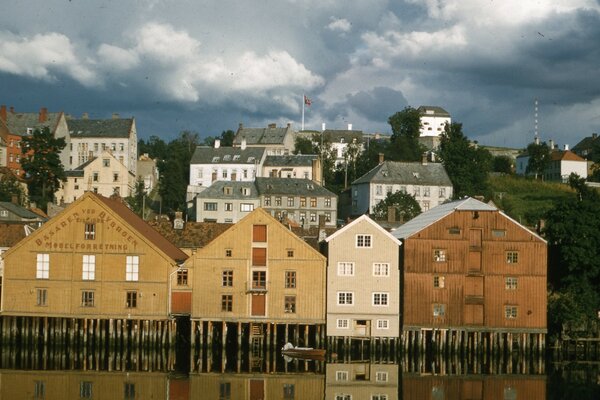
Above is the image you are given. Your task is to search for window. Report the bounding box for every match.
[224,202,233,211]
[80,381,93,399]
[434,276,445,288]
[413,186,420,196]
[492,229,506,237]
[434,249,447,262]
[253,225,268,242]
[356,234,372,248]
[310,212,316,222]
[0,210,7,217]
[300,197,306,207]
[506,251,519,264]
[377,319,389,329]
[264,196,271,206]
[225,249,232,257]
[423,187,430,197]
[113,173,119,182]
[310,197,317,207]
[373,263,389,276]
[433,304,446,317]
[204,202,217,211]
[219,382,231,400]
[337,292,354,305]
[336,394,352,400]
[82,255,95,280]
[126,256,139,281]
[337,319,349,329]
[336,371,349,381]
[241,203,254,212]
[325,212,331,222]
[375,372,388,382]
[287,197,294,207]
[504,386,517,400]
[284,296,296,313]
[222,270,233,286]
[221,294,233,312]
[252,247,266,266]
[325,197,331,207]
[34,380,45,399]
[177,269,188,285]
[505,277,518,290]
[337,262,354,276]
[36,253,49,279]
[81,291,95,307]
[376,185,382,195]
[439,187,446,198]
[119,143,125,151]
[275,196,282,206]
[222,170,228,178]
[103,158,110,167]
[283,383,295,399]
[373,292,389,306]
[252,271,266,289]
[126,291,137,308]
[111,143,116,151]
[285,271,296,288]
[92,172,99,182]
[84,223,95,240]
[423,201,430,211]
[36,288,47,306]
[287,249,294,258]
[372,395,388,400]
[448,227,461,235]
[505,305,518,319]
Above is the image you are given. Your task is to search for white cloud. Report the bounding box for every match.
[0,31,96,86]
[97,44,139,70]
[327,17,352,33]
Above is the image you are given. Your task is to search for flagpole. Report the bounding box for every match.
[301,93,305,131]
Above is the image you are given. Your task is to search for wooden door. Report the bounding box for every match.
[468,251,481,272]
[469,229,482,248]
[249,379,264,400]
[462,379,483,399]
[251,294,266,316]
[464,304,484,325]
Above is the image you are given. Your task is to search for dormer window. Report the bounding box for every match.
[223,155,231,161]
[212,156,220,163]
[247,157,255,163]
[242,187,250,196]
[224,186,233,195]
[233,155,240,161]
[412,172,420,178]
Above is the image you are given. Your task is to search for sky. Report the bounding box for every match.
[2,0,600,149]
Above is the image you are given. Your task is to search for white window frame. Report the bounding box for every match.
[82,255,95,280]
[434,249,447,262]
[433,303,446,317]
[373,263,390,277]
[240,203,254,212]
[337,319,349,329]
[506,251,519,264]
[371,395,388,400]
[337,262,354,276]
[356,234,372,248]
[337,292,354,306]
[335,371,349,381]
[36,253,49,279]
[434,275,445,288]
[505,305,518,319]
[375,371,388,382]
[376,319,389,329]
[126,255,139,281]
[372,292,389,306]
[505,277,518,290]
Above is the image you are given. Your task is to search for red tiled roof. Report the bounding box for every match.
[550,150,585,162]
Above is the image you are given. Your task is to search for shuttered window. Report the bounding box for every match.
[253,225,267,242]
[252,248,266,266]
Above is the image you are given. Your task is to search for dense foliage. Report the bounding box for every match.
[387,107,425,161]
[0,174,24,203]
[525,141,551,179]
[371,191,422,222]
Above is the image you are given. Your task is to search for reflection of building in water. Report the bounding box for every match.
[0,370,171,400]
[402,375,546,400]
[325,363,398,400]
[191,373,324,400]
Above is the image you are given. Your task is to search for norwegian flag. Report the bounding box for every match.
[304,95,312,106]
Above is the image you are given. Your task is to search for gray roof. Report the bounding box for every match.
[255,178,336,197]
[190,146,266,164]
[263,154,318,167]
[0,201,44,220]
[3,112,63,136]
[68,118,134,138]
[65,157,96,177]
[417,106,451,117]
[197,181,259,200]
[352,161,453,186]
[323,129,363,143]
[392,197,497,239]
[234,124,292,145]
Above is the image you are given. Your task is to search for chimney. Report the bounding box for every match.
[347,123,352,131]
[422,153,428,165]
[564,144,569,151]
[549,139,554,150]
[268,123,276,129]
[593,133,598,139]
[241,137,247,150]
[387,206,396,223]
[112,113,120,119]
[39,107,48,123]
[534,136,540,145]
[82,112,89,119]
[321,122,326,131]
[378,153,384,164]
[312,158,322,185]
[239,123,243,130]
[318,214,326,228]
[287,122,291,128]
[214,139,221,149]
[0,105,6,122]
[11,194,18,205]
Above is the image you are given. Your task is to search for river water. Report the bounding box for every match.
[0,347,598,399]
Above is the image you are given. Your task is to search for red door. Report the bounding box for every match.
[251,294,266,316]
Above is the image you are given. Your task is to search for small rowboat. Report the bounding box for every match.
[281,342,326,360]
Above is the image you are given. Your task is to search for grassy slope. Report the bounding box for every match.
[487,174,575,226]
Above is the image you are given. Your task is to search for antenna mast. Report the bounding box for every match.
[534,98,539,141]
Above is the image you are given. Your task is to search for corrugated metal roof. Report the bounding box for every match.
[352,160,453,186]
[391,197,496,239]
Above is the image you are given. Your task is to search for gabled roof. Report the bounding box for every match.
[572,134,599,152]
[67,118,134,138]
[352,161,452,186]
[190,146,266,164]
[263,154,318,167]
[234,124,292,145]
[417,106,450,117]
[255,177,336,197]
[197,181,259,200]
[325,214,401,245]
[2,111,63,136]
[550,150,586,162]
[322,130,363,143]
[147,220,233,249]
[0,201,44,220]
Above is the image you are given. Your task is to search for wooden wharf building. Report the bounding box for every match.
[0,192,188,370]
[392,197,547,356]
[189,208,327,371]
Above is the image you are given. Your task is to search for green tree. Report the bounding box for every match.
[138,135,168,160]
[525,141,551,179]
[125,178,148,218]
[20,127,66,209]
[492,155,514,174]
[0,174,24,203]
[387,107,425,161]
[437,122,492,198]
[342,139,361,188]
[371,190,421,222]
[220,129,235,146]
[293,135,318,155]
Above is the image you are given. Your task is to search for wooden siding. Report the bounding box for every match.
[191,208,326,323]
[402,210,547,331]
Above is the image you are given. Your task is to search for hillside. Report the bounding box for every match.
[488,174,575,227]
